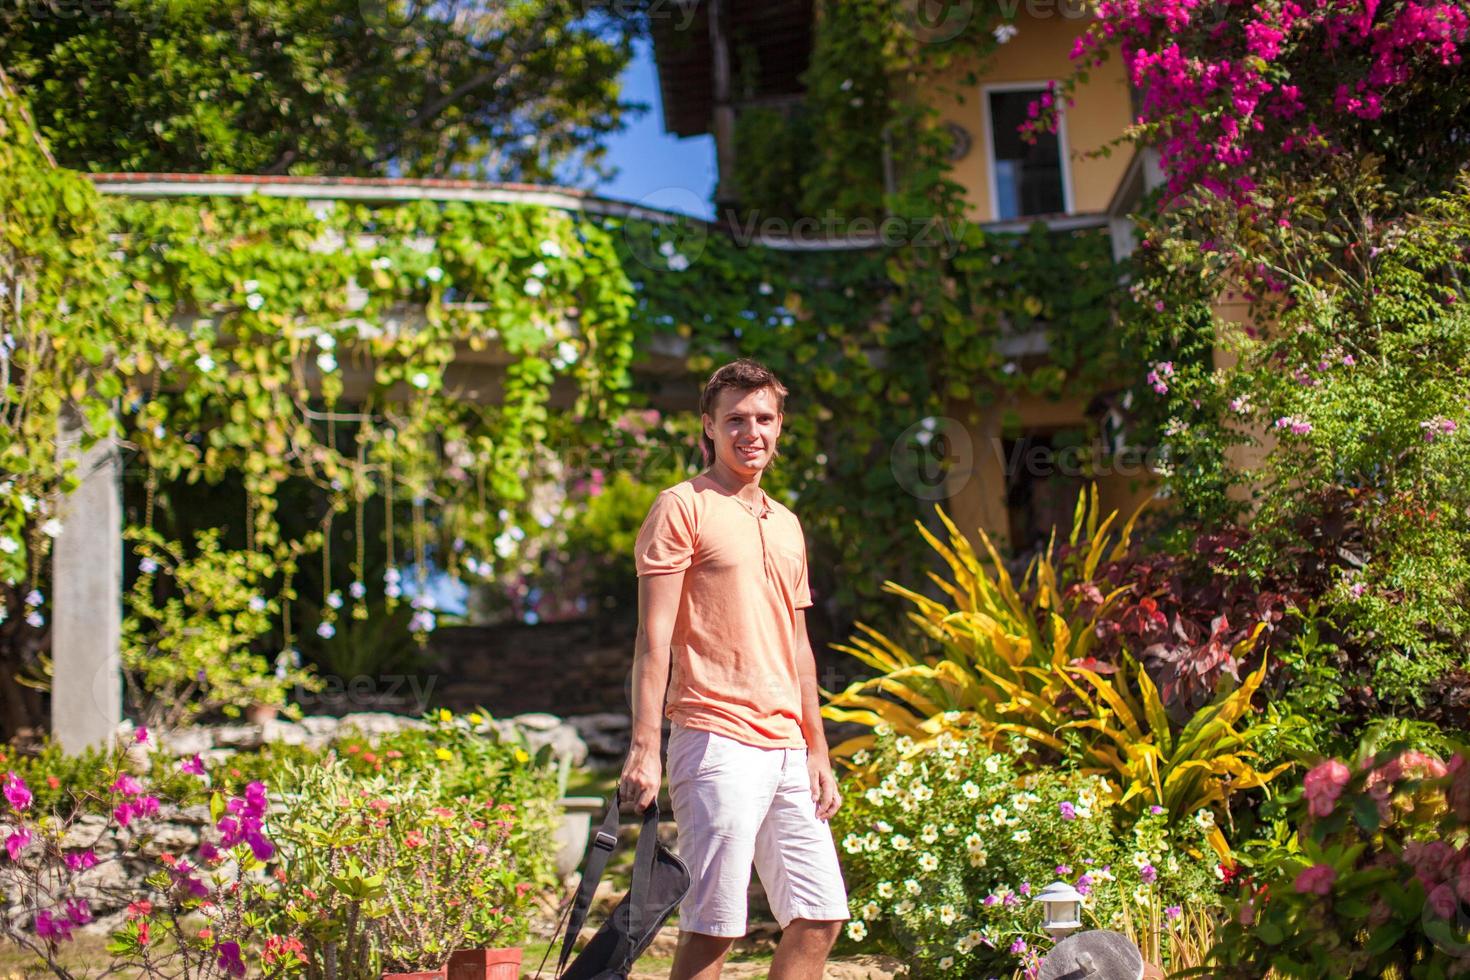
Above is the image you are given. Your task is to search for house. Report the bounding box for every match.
[649,0,1181,554]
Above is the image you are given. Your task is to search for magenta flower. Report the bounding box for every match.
[63,898,91,927]
[1303,759,1351,818]
[1059,801,1076,820]
[1076,874,1092,897]
[1141,864,1158,884]
[5,826,32,861]
[1019,881,1032,896]
[1294,863,1337,896]
[33,909,73,943]
[1150,805,1165,815]
[134,726,149,745]
[1165,905,1182,920]
[110,774,144,797]
[63,849,97,871]
[1010,938,1028,955]
[3,772,32,812]
[1429,883,1459,920]
[1055,864,1072,875]
[179,754,207,777]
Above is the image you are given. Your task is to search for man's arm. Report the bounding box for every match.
[796,609,841,820]
[619,570,685,812]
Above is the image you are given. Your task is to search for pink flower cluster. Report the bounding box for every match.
[33,899,92,943]
[1070,0,1470,201]
[1303,758,1351,816]
[1147,360,1174,394]
[111,773,160,827]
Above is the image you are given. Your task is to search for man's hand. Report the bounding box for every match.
[808,754,841,821]
[619,741,662,813]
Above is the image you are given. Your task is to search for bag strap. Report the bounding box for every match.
[556,789,626,977]
[625,795,661,950]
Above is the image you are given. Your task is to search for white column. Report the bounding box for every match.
[51,407,123,753]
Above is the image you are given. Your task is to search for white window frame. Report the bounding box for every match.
[981,81,1075,222]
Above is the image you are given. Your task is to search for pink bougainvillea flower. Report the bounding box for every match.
[3,772,32,812]
[1294,863,1337,896]
[63,849,98,872]
[179,754,206,777]
[1303,759,1351,817]
[63,898,91,927]
[5,826,32,861]
[110,774,144,797]
[216,940,247,978]
[33,909,72,943]
[134,726,149,744]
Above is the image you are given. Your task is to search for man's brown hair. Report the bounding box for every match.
[699,358,789,466]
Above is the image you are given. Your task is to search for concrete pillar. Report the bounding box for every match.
[51,406,123,753]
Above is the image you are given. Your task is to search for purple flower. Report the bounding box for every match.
[1149,805,1165,815]
[1055,864,1072,875]
[3,772,32,812]
[1010,938,1028,954]
[1165,905,1182,920]
[63,898,91,927]
[1059,801,1076,820]
[173,860,209,898]
[217,941,247,978]
[1141,864,1158,884]
[33,909,72,943]
[179,754,206,777]
[1019,882,1032,896]
[983,894,999,907]
[134,726,149,745]
[1076,874,1093,897]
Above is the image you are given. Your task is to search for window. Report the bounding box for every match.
[985,86,1068,220]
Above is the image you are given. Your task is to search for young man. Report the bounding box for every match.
[620,359,848,980]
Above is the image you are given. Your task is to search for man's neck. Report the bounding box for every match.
[705,463,764,504]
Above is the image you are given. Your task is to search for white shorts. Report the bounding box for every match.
[666,723,850,937]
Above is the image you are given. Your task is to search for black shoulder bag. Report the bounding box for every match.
[538,791,690,980]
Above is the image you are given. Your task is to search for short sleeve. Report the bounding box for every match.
[794,538,813,610]
[634,489,697,576]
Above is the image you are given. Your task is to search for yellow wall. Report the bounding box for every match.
[922,10,1134,222]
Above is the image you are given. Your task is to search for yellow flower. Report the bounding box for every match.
[514,748,529,764]
[435,747,453,762]
[437,708,453,723]
[467,712,485,725]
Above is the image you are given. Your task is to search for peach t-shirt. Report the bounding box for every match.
[633,472,813,749]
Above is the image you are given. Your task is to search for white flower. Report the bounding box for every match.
[911,782,933,802]
[758,281,774,295]
[984,755,1001,774]
[40,519,62,538]
[539,240,562,258]
[842,834,862,854]
[325,591,343,610]
[557,340,579,365]
[894,899,915,916]
[195,355,216,372]
[938,904,957,926]
[918,852,939,872]
[248,596,268,613]
[19,494,35,513]
[494,532,517,559]
[316,352,338,373]
[317,334,336,350]
[411,372,431,390]
[1002,361,1018,375]
[659,240,677,257]
[993,23,1018,43]
[316,622,336,639]
[894,735,914,754]
[851,750,870,766]
[371,256,392,270]
[891,834,911,851]
[846,921,867,941]
[1011,829,1031,844]
[138,557,158,574]
[939,957,954,970]
[529,261,549,278]
[667,253,690,271]
[876,881,894,899]
[904,879,921,897]
[920,824,939,844]
[524,279,544,297]
[990,806,1008,826]
[1195,809,1217,831]
[243,280,260,292]
[0,536,17,554]
[425,265,443,282]
[961,781,980,800]
[875,821,893,834]
[860,901,880,921]
[895,760,914,778]
[864,787,883,806]
[245,293,264,311]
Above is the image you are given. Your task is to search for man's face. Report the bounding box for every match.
[703,386,783,477]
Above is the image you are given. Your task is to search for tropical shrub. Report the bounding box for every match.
[832,726,1221,978]
[1210,738,1470,977]
[823,487,1144,765]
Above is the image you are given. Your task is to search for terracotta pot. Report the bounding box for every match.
[245,702,279,725]
[381,971,442,980]
[446,947,521,980]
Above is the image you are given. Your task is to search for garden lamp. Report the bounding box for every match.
[1034,880,1085,940]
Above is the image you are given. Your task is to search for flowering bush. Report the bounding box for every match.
[1210,739,1470,976]
[0,729,274,978]
[832,726,1220,977]
[263,756,537,975]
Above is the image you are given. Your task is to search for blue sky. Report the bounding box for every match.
[590,38,718,220]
